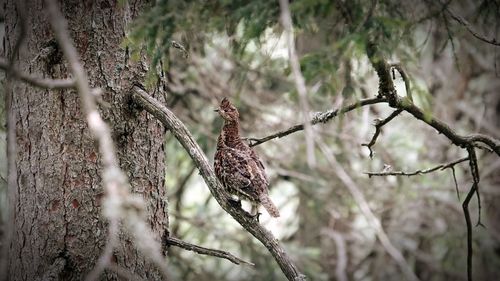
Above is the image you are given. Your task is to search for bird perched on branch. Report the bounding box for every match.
[214,98,280,218]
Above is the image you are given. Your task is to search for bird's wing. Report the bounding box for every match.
[249,148,268,180]
[215,147,259,199]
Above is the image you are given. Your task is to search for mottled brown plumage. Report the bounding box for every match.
[214,98,280,218]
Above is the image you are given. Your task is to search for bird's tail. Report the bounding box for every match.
[260,194,280,217]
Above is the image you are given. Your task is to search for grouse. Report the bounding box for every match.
[214,98,280,218]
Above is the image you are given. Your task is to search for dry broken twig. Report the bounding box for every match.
[441,2,500,46]
[362,109,403,158]
[365,156,469,177]
[366,156,470,200]
[164,236,253,266]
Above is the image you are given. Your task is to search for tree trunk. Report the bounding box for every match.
[2,0,168,280]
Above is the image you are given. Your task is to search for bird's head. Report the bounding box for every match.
[215,98,240,122]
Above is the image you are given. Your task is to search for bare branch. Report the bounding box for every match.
[0,57,75,89]
[466,147,483,228]
[442,13,461,70]
[443,3,500,46]
[451,166,460,200]
[366,43,500,157]
[131,86,306,281]
[462,178,476,281]
[248,97,387,147]
[365,156,469,177]
[164,236,253,266]
[45,1,170,279]
[400,101,500,156]
[279,0,316,167]
[362,109,403,158]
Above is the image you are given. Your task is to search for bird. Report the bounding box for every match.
[214,98,280,218]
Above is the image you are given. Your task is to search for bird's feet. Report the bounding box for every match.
[228,197,242,208]
[246,211,262,223]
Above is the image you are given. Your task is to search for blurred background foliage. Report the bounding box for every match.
[124,0,500,280]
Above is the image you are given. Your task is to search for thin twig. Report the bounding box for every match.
[171,165,196,237]
[365,156,469,177]
[462,182,476,281]
[362,109,403,158]
[248,97,387,147]
[451,166,460,200]
[0,58,76,89]
[45,1,170,279]
[466,146,483,228]
[131,86,306,281]
[442,13,461,71]
[165,236,254,266]
[279,0,316,167]
[443,2,500,46]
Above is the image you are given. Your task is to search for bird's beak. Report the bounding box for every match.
[214,108,220,112]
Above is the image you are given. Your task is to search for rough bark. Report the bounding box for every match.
[2,0,168,280]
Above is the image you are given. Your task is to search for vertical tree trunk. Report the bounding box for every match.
[2,0,168,280]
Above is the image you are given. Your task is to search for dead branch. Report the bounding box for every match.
[0,58,75,89]
[131,86,306,281]
[248,97,387,147]
[164,236,254,266]
[399,101,500,156]
[365,156,469,177]
[45,0,170,279]
[442,2,500,46]
[362,109,403,158]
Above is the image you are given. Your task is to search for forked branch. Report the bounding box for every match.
[131,86,306,281]
[362,109,403,158]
